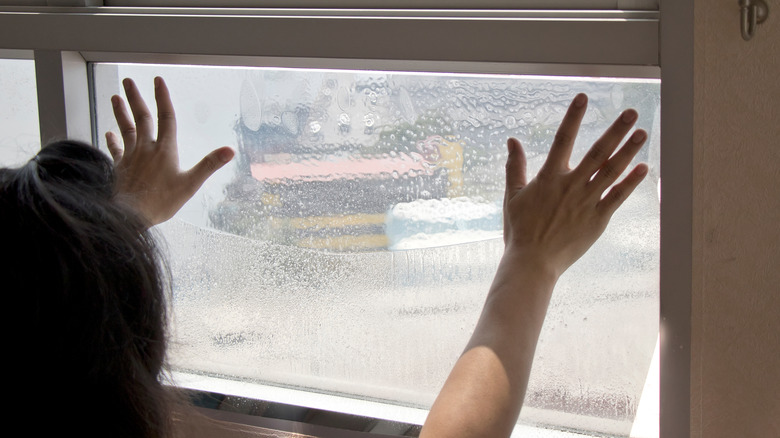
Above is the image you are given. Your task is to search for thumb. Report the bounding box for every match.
[505,137,527,193]
[503,138,527,245]
[187,146,235,188]
[105,132,124,163]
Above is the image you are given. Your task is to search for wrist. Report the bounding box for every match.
[468,246,559,357]
[500,244,562,284]
[482,248,560,322]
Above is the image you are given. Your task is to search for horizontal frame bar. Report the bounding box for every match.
[70,1,661,10]
[0,9,658,66]
[0,48,33,59]
[81,52,660,79]
[0,5,660,18]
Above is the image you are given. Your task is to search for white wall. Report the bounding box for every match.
[691,1,780,436]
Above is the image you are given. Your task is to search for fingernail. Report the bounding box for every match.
[622,110,638,124]
[574,93,587,108]
[122,78,131,91]
[154,77,161,89]
[111,95,120,107]
[637,165,649,176]
[631,130,647,143]
[218,148,235,163]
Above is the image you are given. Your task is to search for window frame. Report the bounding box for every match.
[3,0,661,10]
[0,7,658,67]
[0,3,692,437]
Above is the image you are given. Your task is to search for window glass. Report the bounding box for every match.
[94,63,660,437]
[0,58,39,166]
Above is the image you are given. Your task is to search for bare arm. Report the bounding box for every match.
[105,77,235,226]
[420,94,649,438]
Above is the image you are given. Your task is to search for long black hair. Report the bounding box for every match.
[1,140,177,438]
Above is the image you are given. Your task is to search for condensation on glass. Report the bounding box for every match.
[94,64,660,437]
[0,58,40,166]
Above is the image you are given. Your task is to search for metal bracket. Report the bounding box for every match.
[739,0,770,41]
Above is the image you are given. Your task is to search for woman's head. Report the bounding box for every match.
[1,140,174,437]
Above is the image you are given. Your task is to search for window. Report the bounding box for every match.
[93,63,660,437]
[0,56,39,166]
[0,1,672,436]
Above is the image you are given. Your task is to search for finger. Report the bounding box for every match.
[597,163,649,216]
[504,138,527,243]
[541,93,587,174]
[105,131,124,163]
[505,137,528,193]
[588,129,647,193]
[122,78,155,142]
[111,94,137,155]
[185,146,235,193]
[154,77,177,143]
[575,109,638,178]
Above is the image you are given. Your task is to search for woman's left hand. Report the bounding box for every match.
[105,76,235,226]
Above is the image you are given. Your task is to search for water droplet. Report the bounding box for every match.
[337,86,353,111]
[281,111,299,135]
[611,84,625,109]
[504,115,517,129]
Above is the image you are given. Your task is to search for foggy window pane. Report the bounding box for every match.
[0,59,40,166]
[94,64,660,437]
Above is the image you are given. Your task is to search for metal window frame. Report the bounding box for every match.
[658,2,693,438]
[0,3,693,437]
[0,5,661,143]
[0,8,658,67]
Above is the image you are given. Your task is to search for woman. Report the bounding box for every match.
[1,77,647,437]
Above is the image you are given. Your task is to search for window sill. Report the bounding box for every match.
[172,367,658,438]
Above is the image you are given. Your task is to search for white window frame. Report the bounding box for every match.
[0,2,693,437]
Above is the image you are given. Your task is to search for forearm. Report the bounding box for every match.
[420,249,558,438]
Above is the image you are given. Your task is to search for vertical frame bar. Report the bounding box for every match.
[34,50,92,144]
[659,0,693,437]
[90,62,121,151]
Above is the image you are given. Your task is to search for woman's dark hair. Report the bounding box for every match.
[1,140,176,438]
